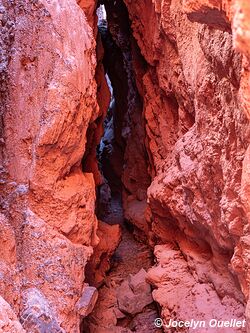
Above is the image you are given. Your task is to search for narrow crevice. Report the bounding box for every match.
[82,2,163,332]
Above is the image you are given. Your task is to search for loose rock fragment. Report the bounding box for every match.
[76,285,98,317]
[117,269,153,315]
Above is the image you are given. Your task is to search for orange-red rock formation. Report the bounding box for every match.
[0,0,102,331]
[85,220,122,287]
[120,0,250,329]
[0,0,250,332]
[0,295,25,333]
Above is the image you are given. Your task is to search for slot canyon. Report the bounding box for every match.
[0,0,250,332]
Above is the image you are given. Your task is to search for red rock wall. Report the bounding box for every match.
[100,0,152,238]
[231,0,250,327]
[0,0,250,331]
[0,0,101,331]
[121,0,250,328]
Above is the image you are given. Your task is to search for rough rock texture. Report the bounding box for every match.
[21,288,64,333]
[81,12,111,187]
[75,285,98,317]
[0,295,25,333]
[85,220,122,287]
[100,0,151,236]
[147,244,245,332]
[117,269,153,315]
[83,196,161,333]
[230,0,250,329]
[1,0,250,331]
[117,0,250,328]
[0,0,102,331]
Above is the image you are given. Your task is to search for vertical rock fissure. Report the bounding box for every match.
[82,2,163,332]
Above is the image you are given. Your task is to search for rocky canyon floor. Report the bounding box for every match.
[83,194,163,333]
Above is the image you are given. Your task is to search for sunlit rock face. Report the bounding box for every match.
[120,0,250,328]
[0,0,250,331]
[231,0,250,329]
[0,0,100,331]
[0,295,25,333]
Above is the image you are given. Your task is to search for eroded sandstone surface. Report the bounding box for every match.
[0,0,250,332]
[0,0,101,331]
[119,0,250,330]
